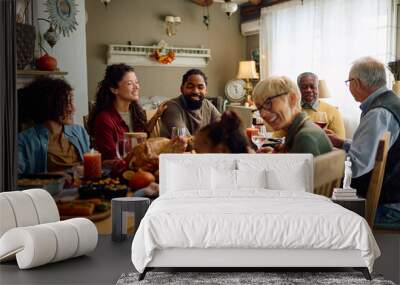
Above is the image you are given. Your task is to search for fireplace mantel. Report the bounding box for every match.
[16,69,68,89]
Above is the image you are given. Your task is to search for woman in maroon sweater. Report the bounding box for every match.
[88,64,166,160]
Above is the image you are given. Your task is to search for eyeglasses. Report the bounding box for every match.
[344,78,355,87]
[256,92,288,112]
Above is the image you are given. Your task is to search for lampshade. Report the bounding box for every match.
[318,79,330,99]
[237,61,259,80]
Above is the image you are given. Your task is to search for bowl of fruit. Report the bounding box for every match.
[79,178,124,199]
[102,183,129,200]
[78,182,103,199]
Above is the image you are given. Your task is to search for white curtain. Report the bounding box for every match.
[259,0,397,117]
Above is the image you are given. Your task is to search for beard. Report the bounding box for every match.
[182,94,204,110]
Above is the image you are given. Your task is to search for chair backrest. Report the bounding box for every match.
[365,132,391,228]
[83,115,89,132]
[145,109,161,138]
[82,115,95,147]
[313,149,346,197]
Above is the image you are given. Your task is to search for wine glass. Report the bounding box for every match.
[258,125,270,138]
[251,134,268,150]
[171,127,190,139]
[115,136,138,160]
[313,112,328,129]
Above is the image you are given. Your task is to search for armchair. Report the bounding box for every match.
[0,189,98,269]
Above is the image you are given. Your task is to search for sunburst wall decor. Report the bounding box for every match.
[45,0,78,37]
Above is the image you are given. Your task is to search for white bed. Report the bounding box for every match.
[131,154,380,280]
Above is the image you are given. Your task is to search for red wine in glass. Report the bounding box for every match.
[315,121,327,128]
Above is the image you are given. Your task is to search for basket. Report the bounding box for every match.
[16,23,36,70]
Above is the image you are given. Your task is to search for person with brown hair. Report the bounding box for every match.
[88,64,167,160]
[18,77,90,175]
[194,111,252,153]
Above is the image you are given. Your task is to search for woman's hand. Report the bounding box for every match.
[256,146,274,153]
[256,143,285,154]
[324,128,344,148]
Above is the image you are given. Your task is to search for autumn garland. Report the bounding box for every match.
[150,49,176,64]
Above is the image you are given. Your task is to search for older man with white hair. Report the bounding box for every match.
[326,56,400,225]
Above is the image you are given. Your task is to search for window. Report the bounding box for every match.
[259,0,397,117]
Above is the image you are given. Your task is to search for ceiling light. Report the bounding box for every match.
[221,1,238,18]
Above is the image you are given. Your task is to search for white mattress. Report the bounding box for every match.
[131,190,380,273]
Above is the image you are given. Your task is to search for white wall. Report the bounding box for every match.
[34,0,88,125]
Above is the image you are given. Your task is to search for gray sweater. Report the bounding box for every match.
[160,95,221,137]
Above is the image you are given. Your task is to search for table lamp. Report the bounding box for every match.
[318,79,331,99]
[237,60,259,105]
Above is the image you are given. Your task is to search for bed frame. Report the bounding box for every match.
[139,248,371,280]
[137,154,373,281]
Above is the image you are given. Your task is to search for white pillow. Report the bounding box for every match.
[236,169,267,189]
[212,169,237,190]
[211,169,268,190]
[167,163,211,191]
[237,158,309,192]
[266,168,307,191]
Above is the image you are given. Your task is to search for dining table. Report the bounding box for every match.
[54,188,136,235]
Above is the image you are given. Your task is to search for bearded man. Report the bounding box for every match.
[161,69,221,138]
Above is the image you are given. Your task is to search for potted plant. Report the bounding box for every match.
[388,60,400,95]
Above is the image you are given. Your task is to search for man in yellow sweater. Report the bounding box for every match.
[297,72,346,139]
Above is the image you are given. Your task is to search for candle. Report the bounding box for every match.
[245,127,259,140]
[83,149,102,179]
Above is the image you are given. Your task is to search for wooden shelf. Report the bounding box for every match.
[17,70,68,76]
[107,43,211,67]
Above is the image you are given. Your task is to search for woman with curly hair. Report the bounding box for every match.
[193,111,252,153]
[88,64,167,160]
[18,77,90,175]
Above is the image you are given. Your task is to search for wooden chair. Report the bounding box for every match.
[83,115,95,147]
[145,109,161,138]
[364,132,399,233]
[313,149,346,197]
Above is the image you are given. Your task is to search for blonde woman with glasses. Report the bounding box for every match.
[253,76,332,156]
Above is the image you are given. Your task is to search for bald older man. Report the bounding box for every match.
[326,57,400,225]
[298,72,346,139]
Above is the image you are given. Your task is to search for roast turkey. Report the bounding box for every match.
[124,137,188,172]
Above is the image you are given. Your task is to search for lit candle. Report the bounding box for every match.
[83,149,102,179]
[245,127,259,140]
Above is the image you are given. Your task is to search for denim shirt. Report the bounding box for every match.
[18,124,90,174]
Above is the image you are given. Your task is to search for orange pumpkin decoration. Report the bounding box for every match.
[128,169,155,190]
[36,54,57,71]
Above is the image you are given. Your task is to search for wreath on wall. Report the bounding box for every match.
[150,49,176,64]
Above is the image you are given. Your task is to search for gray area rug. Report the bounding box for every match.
[116,271,396,285]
